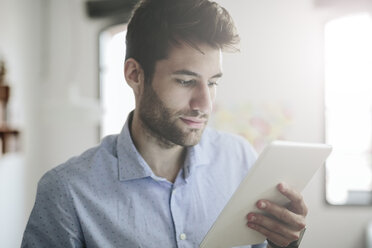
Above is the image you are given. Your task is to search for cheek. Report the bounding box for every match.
[210,87,217,101]
[156,84,191,110]
[166,90,191,110]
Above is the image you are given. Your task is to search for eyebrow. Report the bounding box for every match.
[172,69,223,79]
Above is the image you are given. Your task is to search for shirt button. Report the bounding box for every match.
[180,233,187,240]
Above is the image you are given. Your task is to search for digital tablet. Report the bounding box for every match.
[200,140,332,248]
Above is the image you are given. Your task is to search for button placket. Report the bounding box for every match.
[170,185,188,247]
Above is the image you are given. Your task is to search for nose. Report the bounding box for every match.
[189,82,215,115]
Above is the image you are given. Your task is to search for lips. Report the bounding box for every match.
[180,116,206,129]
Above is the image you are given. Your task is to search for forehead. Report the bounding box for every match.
[154,42,222,76]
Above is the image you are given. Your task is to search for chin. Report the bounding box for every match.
[179,128,205,147]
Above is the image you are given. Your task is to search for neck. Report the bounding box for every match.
[130,111,186,183]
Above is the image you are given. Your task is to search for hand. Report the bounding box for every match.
[246,182,307,247]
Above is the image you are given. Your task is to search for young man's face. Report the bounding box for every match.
[138,42,223,148]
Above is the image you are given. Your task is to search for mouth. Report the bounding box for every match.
[180,116,206,129]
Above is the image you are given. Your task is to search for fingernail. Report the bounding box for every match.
[258,201,267,209]
[248,214,256,221]
[278,182,286,192]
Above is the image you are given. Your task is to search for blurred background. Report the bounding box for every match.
[0,0,371,247]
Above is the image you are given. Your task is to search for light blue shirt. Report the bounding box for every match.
[22,115,266,248]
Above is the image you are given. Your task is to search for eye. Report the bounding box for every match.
[176,79,196,87]
[208,81,219,87]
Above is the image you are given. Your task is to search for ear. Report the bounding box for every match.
[124,58,144,96]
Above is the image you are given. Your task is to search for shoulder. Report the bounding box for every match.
[193,127,258,196]
[201,127,257,156]
[41,134,119,188]
[199,127,258,171]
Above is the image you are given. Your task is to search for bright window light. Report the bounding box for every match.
[325,14,372,205]
[99,25,134,138]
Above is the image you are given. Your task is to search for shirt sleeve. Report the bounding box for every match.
[21,169,84,248]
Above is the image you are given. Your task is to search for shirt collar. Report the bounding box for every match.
[117,112,210,182]
[117,113,154,181]
[183,137,209,180]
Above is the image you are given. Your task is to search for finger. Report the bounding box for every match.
[247,213,301,241]
[256,200,306,230]
[246,221,294,247]
[277,182,308,216]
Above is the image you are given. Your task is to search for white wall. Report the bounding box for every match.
[0,0,108,246]
[37,0,105,171]
[0,0,43,246]
[1,0,371,247]
[217,0,372,247]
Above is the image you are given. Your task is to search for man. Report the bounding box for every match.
[22,0,307,247]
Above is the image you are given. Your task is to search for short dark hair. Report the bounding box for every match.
[125,0,240,83]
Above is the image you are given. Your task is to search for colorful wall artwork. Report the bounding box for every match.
[211,102,293,152]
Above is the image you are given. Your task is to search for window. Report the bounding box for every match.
[99,24,134,138]
[325,13,372,205]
